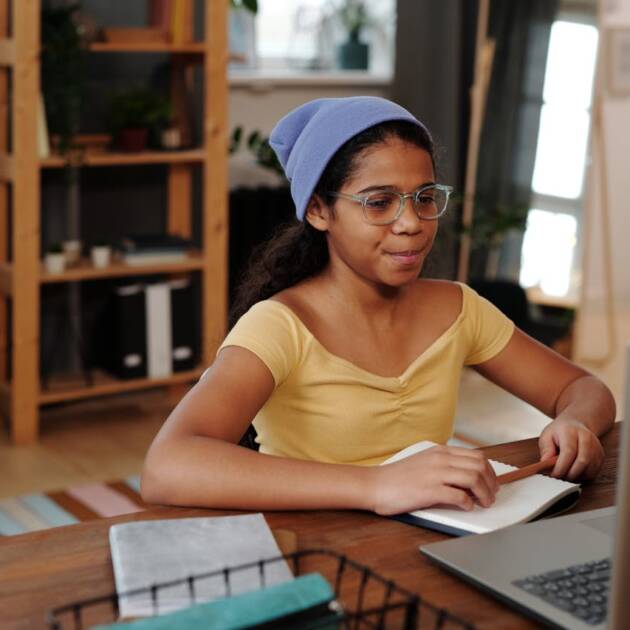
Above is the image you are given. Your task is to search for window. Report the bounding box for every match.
[254,0,395,73]
[519,18,598,298]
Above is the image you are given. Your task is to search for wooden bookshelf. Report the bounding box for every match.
[40,254,206,284]
[89,42,206,54]
[0,0,229,443]
[41,147,206,168]
[39,367,205,405]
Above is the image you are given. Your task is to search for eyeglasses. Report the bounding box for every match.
[328,184,454,226]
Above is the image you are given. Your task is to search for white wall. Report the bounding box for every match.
[574,7,630,411]
[227,77,389,189]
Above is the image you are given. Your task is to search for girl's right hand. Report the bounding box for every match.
[368,445,499,515]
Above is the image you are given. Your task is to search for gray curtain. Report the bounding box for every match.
[469,0,559,281]
[390,0,478,279]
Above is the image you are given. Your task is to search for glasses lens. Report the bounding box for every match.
[363,192,400,225]
[414,186,449,219]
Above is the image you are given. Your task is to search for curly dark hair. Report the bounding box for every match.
[229,120,435,329]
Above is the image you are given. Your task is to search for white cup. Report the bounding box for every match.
[45,252,66,274]
[91,245,111,268]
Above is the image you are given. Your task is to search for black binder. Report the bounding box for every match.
[169,278,198,373]
[104,283,147,379]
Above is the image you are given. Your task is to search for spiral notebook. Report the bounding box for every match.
[382,441,581,537]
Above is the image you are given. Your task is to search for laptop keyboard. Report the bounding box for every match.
[512,557,611,626]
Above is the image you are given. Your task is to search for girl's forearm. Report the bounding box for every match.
[554,375,616,435]
[141,436,376,511]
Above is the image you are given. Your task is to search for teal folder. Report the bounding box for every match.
[95,572,338,629]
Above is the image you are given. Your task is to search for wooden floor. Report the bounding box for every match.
[0,370,550,500]
[0,387,186,499]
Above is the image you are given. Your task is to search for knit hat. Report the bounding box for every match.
[269,96,430,221]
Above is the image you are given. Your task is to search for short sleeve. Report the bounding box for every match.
[217,301,304,386]
[459,283,515,365]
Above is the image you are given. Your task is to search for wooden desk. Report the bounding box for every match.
[0,425,621,630]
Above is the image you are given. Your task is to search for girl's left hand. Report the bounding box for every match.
[538,417,605,482]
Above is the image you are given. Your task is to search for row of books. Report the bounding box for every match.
[95,279,198,380]
[148,0,193,45]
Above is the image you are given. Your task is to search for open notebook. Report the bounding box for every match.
[382,441,581,537]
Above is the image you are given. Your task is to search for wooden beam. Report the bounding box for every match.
[0,262,11,295]
[202,0,229,364]
[11,0,40,444]
[0,153,14,180]
[0,0,9,383]
[0,39,15,66]
[0,381,10,420]
[457,0,493,283]
[167,164,192,238]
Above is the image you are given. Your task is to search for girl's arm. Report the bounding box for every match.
[473,329,616,481]
[142,347,498,513]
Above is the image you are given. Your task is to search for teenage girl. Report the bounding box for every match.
[142,97,615,516]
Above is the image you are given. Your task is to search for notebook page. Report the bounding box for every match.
[382,441,580,534]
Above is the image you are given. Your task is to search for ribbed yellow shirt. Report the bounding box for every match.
[218,282,514,465]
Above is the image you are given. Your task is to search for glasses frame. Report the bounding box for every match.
[328,184,454,225]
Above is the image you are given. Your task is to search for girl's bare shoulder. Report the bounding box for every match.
[413,279,464,318]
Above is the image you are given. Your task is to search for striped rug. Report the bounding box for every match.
[0,476,146,536]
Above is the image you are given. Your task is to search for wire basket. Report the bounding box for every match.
[47,548,474,629]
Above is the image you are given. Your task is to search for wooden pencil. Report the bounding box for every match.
[496,456,559,485]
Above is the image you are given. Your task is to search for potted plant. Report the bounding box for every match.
[106,88,172,152]
[336,0,371,70]
[456,193,529,280]
[45,244,66,274]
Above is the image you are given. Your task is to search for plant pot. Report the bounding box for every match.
[117,128,149,152]
[91,245,111,269]
[45,252,66,274]
[161,126,182,150]
[337,37,369,70]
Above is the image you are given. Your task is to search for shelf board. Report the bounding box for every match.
[89,42,206,54]
[39,367,204,405]
[40,255,205,284]
[41,148,206,169]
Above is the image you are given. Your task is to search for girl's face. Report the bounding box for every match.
[309,138,439,290]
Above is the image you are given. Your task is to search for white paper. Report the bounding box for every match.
[109,514,293,618]
[382,441,580,534]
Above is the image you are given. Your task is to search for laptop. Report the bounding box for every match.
[421,343,630,629]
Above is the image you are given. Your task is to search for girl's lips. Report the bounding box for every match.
[386,250,422,265]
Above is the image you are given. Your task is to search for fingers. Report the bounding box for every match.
[440,447,498,482]
[443,467,497,508]
[567,432,604,481]
[551,430,576,479]
[538,429,558,461]
[434,486,475,512]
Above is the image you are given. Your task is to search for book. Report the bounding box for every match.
[120,234,193,254]
[109,514,293,619]
[383,441,581,537]
[94,573,337,630]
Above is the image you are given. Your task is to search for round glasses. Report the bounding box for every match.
[328,184,453,226]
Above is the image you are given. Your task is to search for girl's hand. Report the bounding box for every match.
[369,445,499,516]
[538,417,605,482]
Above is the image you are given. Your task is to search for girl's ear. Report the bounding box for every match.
[304,194,332,232]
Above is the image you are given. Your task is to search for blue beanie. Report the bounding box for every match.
[269,96,430,221]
